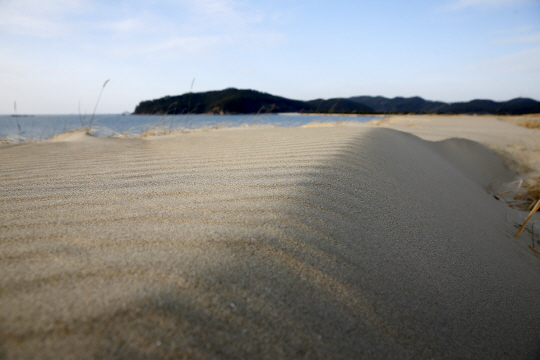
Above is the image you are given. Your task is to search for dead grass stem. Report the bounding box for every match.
[515,199,540,237]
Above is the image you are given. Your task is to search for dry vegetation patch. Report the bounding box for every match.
[498,114,540,130]
[504,177,540,211]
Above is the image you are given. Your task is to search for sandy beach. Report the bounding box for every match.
[1,115,540,359]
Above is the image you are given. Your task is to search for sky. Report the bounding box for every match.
[1,0,539,114]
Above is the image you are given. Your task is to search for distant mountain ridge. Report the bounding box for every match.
[306,98,373,113]
[133,88,540,115]
[348,96,447,113]
[348,96,540,115]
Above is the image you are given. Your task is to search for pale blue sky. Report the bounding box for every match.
[1,0,539,114]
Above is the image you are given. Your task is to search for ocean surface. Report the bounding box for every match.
[0,114,382,142]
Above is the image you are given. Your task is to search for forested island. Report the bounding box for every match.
[133,88,540,115]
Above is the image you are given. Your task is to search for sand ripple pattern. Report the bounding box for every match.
[1,126,540,359]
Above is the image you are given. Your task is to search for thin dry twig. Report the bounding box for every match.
[88,79,110,129]
[529,246,540,255]
[515,199,540,238]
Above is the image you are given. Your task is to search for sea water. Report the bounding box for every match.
[0,114,382,142]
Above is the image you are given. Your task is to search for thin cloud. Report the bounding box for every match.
[106,31,286,60]
[0,0,85,37]
[186,0,265,26]
[97,0,286,59]
[497,33,540,44]
[120,35,224,58]
[443,0,533,11]
[98,18,151,34]
[466,47,540,75]
[0,0,286,60]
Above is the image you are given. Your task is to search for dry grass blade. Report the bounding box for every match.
[515,199,540,238]
[508,176,540,210]
[88,79,110,129]
[529,246,540,255]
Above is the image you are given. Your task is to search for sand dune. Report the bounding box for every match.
[1,120,540,359]
[371,114,540,176]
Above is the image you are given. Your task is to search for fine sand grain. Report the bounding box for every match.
[1,119,540,359]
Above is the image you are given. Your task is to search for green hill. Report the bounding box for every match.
[134,88,313,115]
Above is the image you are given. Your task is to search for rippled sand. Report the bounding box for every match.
[1,118,540,359]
